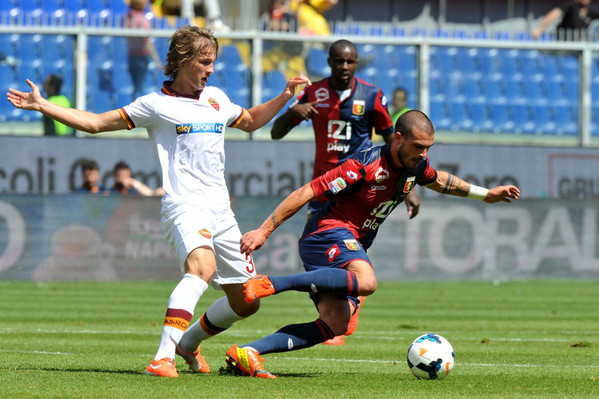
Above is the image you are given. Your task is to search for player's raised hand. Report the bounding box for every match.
[485,185,520,203]
[6,79,44,111]
[240,229,268,256]
[281,74,311,100]
[290,99,320,121]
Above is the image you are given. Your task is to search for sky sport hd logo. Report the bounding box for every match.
[176,123,224,134]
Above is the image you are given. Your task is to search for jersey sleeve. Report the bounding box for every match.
[372,89,394,137]
[120,94,156,130]
[417,158,438,186]
[310,158,366,201]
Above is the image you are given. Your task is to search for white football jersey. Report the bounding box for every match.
[120,84,246,213]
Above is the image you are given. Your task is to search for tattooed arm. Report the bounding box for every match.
[240,183,316,255]
[424,171,521,204]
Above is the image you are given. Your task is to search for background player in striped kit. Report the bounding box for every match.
[270,39,421,344]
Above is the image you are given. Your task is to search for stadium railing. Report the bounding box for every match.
[1,17,598,147]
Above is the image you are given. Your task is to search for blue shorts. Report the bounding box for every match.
[299,227,371,310]
[299,227,371,271]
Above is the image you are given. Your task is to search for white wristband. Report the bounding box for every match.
[467,184,489,200]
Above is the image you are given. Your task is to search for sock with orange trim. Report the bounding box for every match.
[178,296,244,352]
[154,273,208,361]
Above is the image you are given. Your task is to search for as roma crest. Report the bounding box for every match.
[208,98,220,111]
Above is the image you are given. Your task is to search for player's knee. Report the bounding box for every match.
[358,277,377,296]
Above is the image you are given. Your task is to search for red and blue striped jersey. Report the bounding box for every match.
[293,77,394,179]
[304,144,437,249]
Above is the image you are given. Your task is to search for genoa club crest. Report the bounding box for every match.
[352,100,365,115]
[403,176,416,193]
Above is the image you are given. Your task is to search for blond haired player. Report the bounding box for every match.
[7,25,310,378]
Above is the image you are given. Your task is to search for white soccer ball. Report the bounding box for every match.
[407,333,455,380]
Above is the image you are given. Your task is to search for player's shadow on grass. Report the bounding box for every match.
[218,366,320,378]
[25,366,142,376]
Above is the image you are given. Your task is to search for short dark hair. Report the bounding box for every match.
[395,110,434,138]
[81,159,99,172]
[329,39,357,58]
[45,74,63,90]
[113,161,130,174]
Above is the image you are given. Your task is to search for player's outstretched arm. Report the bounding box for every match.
[240,183,315,255]
[237,75,311,133]
[7,79,127,133]
[424,170,520,203]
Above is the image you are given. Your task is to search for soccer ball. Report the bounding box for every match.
[407,333,455,380]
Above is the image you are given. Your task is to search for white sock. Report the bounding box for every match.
[154,274,208,361]
[178,296,244,352]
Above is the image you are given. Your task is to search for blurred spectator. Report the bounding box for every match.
[76,159,106,194]
[108,161,155,196]
[269,0,296,31]
[532,0,599,40]
[390,88,411,126]
[125,0,164,101]
[154,0,230,31]
[290,0,338,35]
[261,1,306,80]
[42,74,74,137]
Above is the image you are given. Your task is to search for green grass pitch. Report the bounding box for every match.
[0,280,597,398]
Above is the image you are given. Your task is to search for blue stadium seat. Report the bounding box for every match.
[262,70,286,100]
[469,102,491,131]
[0,64,16,88]
[112,64,133,95]
[18,0,40,14]
[0,0,15,10]
[108,0,128,15]
[64,0,85,13]
[88,0,108,14]
[0,34,14,57]
[481,79,505,104]
[542,54,560,77]
[17,63,42,83]
[552,104,578,135]
[523,79,546,104]
[463,78,483,103]
[449,102,471,131]
[488,103,514,133]
[89,90,115,113]
[518,49,541,76]
[544,80,568,105]
[457,47,479,76]
[306,46,330,77]
[477,48,501,78]
[429,100,451,130]
[531,104,556,134]
[390,26,405,37]
[14,34,43,63]
[560,54,579,74]
[511,105,535,134]
[40,0,62,12]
